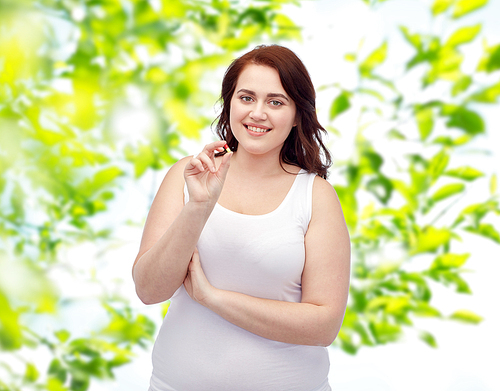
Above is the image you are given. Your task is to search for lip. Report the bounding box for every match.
[244,123,271,136]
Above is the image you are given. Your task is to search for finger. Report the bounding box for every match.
[186,157,205,173]
[202,140,227,155]
[191,249,200,265]
[217,149,232,179]
[196,152,216,173]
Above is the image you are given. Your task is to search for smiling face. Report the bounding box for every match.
[229,64,297,157]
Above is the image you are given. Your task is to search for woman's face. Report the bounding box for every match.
[229,64,297,157]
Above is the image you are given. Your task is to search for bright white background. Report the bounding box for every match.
[87,0,500,390]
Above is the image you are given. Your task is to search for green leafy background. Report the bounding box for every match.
[1,0,499,390]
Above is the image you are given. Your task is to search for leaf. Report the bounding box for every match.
[91,167,123,192]
[55,329,71,343]
[425,47,463,84]
[329,91,351,120]
[273,14,301,40]
[46,377,67,391]
[0,291,22,350]
[456,200,499,227]
[345,53,356,62]
[428,149,450,181]
[428,269,471,293]
[477,43,500,73]
[360,150,384,172]
[445,25,482,48]
[465,223,500,243]
[360,41,388,76]
[441,105,485,135]
[412,226,451,254]
[468,81,500,103]
[399,26,422,50]
[430,253,470,270]
[444,166,484,181]
[388,129,406,140]
[452,0,489,19]
[419,331,438,348]
[24,362,40,382]
[491,174,498,195]
[431,183,465,202]
[431,0,455,15]
[48,359,67,384]
[358,87,385,101]
[452,75,472,96]
[432,135,470,147]
[450,310,483,324]
[369,321,401,344]
[415,106,434,140]
[366,175,393,204]
[413,302,441,317]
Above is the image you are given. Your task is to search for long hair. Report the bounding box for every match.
[213,44,332,179]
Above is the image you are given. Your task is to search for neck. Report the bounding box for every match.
[230,148,286,179]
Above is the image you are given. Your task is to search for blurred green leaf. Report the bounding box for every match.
[445,25,482,48]
[452,0,489,19]
[55,330,71,343]
[441,104,485,134]
[428,149,450,181]
[430,253,470,270]
[48,359,68,384]
[412,226,451,254]
[490,174,498,195]
[450,310,483,324]
[369,321,401,344]
[415,106,434,140]
[468,81,500,103]
[431,0,455,15]
[452,75,472,96]
[419,331,438,347]
[360,41,388,77]
[431,183,465,203]
[47,377,68,391]
[477,42,500,73]
[465,223,500,243]
[329,91,351,120]
[366,175,393,204]
[24,362,40,382]
[444,166,484,181]
[413,302,441,317]
[399,26,422,51]
[0,290,22,350]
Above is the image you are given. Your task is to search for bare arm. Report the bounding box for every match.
[183,177,351,346]
[133,141,232,304]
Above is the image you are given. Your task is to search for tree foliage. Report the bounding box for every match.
[0,0,299,389]
[325,0,500,354]
[0,0,499,388]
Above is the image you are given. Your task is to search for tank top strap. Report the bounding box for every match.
[283,169,317,234]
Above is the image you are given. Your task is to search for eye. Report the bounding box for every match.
[269,100,283,107]
[240,96,253,102]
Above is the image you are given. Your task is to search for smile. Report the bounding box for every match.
[245,125,271,133]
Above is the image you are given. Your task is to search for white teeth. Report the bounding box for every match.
[247,125,269,133]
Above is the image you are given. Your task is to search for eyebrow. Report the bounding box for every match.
[236,88,290,102]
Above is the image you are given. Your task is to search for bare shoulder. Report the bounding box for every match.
[309,175,350,246]
[311,176,344,216]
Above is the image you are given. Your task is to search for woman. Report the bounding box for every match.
[133,44,351,391]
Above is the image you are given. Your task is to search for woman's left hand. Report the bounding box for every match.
[183,248,216,306]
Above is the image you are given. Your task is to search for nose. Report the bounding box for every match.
[249,102,267,121]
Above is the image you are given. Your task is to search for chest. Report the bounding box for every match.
[218,173,297,215]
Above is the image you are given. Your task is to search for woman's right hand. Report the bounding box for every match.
[184,140,232,205]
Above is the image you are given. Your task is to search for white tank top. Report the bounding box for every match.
[149,169,331,391]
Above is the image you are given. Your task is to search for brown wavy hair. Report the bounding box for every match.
[213,44,332,179]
